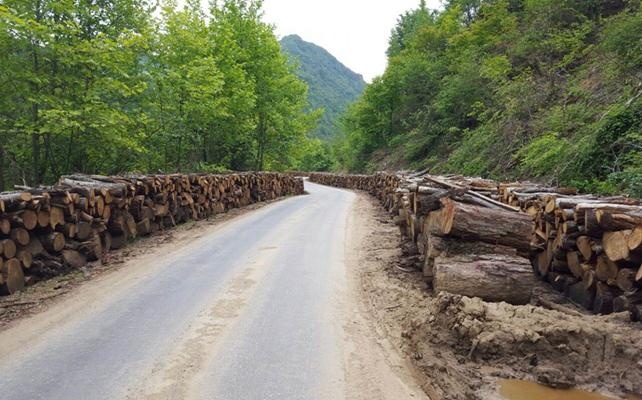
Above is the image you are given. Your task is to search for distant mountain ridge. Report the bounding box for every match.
[280,34,366,139]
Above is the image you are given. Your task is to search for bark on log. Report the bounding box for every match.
[436,198,533,252]
[433,253,536,305]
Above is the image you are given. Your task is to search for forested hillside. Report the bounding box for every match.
[280,35,366,140]
[336,0,642,197]
[0,0,318,190]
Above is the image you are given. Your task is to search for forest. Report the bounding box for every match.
[334,0,642,197]
[0,0,321,190]
[2,0,641,197]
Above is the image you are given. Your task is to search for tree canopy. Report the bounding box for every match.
[336,0,642,197]
[0,0,319,189]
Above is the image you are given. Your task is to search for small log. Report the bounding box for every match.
[110,233,128,250]
[101,231,112,253]
[613,291,642,311]
[0,239,17,259]
[547,272,577,293]
[24,236,45,257]
[0,258,25,295]
[593,282,620,315]
[596,255,619,282]
[10,227,30,246]
[13,210,38,230]
[37,210,50,228]
[0,218,10,235]
[595,205,642,230]
[136,219,151,236]
[40,232,66,253]
[75,221,92,241]
[566,251,583,278]
[16,248,33,269]
[568,281,596,310]
[616,268,637,292]
[62,249,87,269]
[49,206,65,229]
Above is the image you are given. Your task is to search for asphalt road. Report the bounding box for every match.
[0,181,399,400]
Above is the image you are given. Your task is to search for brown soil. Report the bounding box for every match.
[349,191,642,400]
[0,197,291,330]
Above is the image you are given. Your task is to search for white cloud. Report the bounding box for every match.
[262,0,442,82]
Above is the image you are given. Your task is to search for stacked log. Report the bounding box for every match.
[0,172,303,295]
[309,172,642,317]
[310,172,538,305]
[498,183,642,319]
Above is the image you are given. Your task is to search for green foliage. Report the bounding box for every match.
[516,132,568,177]
[0,0,318,189]
[335,0,642,196]
[280,35,366,140]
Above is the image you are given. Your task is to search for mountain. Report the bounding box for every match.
[280,34,366,140]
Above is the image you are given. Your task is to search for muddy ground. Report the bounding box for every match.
[350,192,642,400]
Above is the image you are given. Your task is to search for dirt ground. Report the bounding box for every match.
[0,197,291,330]
[348,192,642,400]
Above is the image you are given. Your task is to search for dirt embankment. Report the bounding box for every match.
[350,192,642,400]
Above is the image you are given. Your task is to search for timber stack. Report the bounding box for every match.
[499,182,642,320]
[0,172,303,295]
[309,172,642,320]
[310,172,538,305]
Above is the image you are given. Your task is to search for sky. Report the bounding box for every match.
[262,0,442,82]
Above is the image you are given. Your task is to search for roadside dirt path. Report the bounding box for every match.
[0,181,428,400]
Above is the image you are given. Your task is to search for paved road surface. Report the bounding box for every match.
[0,181,425,400]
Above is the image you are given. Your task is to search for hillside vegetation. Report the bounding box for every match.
[280,35,366,140]
[335,0,642,197]
[0,0,318,190]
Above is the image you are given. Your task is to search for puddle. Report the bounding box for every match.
[499,380,639,400]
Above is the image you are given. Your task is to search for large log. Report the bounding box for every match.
[422,236,518,283]
[433,253,537,305]
[435,198,533,252]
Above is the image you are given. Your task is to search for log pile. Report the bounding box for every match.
[499,182,642,319]
[0,172,303,295]
[309,172,538,305]
[309,172,642,318]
